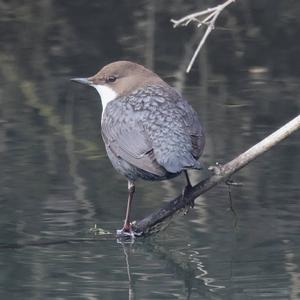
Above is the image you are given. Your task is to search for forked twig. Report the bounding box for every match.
[171,0,236,73]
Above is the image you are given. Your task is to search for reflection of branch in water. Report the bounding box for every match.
[138,240,225,298]
[284,249,300,299]
[189,249,225,292]
[20,80,104,160]
[173,30,203,93]
[0,54,103,160]
[64,90,94,220]
[0,235,115,249]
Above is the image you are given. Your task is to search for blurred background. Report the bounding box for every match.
[0,0,300,299]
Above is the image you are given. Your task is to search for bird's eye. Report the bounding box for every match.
[107,76,117,83]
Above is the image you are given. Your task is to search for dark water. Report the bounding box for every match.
[1,1,300,299]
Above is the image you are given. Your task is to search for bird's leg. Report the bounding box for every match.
[122,180,135,233]
[184,170,192,187]
[182,170,194,212]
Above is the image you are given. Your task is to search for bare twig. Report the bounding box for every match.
[171,0,236,73]
[132,114,300,236]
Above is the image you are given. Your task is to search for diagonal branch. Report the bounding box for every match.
[171,0,236,73]
[132,114,300,236]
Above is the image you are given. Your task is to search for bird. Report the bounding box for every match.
[71,61,205,236]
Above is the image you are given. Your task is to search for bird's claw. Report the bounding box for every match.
[116,222,143,240]
[182,184,194,214]
[116,228,136,239]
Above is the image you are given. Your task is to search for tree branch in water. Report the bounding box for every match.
[131,114,300,236]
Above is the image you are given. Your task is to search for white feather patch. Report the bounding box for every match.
[92,85,118,116]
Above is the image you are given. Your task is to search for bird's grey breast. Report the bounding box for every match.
[101,91,168,179]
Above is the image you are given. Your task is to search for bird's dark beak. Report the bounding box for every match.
[70,78,92,86]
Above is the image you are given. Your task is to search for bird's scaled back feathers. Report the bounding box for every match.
[101,84,205,179]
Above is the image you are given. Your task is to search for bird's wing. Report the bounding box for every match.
[101,110,165,177]
[177,99,205,159]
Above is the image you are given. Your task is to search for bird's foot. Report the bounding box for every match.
[116,222,142,240]
[116,228,136,241]
[182,184,194,214]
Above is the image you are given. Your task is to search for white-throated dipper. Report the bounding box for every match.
[71,61,205,236]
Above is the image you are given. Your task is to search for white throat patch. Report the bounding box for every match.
[92,85,118,116]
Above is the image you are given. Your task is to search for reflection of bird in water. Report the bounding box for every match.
[119,241,135,300]
[71,61,205,236]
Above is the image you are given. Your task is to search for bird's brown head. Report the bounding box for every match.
[90,61,165,95]
[71,61,166,111]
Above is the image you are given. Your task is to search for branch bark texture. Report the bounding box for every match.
[133,114,300,236]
